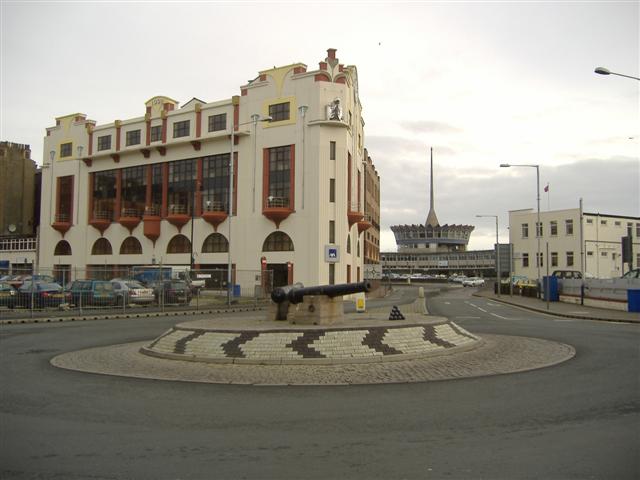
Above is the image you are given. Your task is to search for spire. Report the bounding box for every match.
[425,147,440,227]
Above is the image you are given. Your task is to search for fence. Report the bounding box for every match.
[0,265,273,319]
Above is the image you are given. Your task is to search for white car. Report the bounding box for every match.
[462,277,485,287]
[111,279,155,305]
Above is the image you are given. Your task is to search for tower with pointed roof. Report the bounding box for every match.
[390,149,474,253]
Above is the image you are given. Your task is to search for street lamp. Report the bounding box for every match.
[500,163,541,296]
[227,114,272,305]
[594,67,640,81]
[476,214,500,297]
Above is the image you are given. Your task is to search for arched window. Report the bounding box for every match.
[346,234,351,254]
[262,231,294,252]
[202,233,228,253]
[167,234,191,254]
[120,237,142,255]
[91,238,113,255]
[54,240,72,256]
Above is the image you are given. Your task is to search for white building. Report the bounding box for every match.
[38,49,374,290]
[509,208,640,279]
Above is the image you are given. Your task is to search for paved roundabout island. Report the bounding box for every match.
[51,299,576,385]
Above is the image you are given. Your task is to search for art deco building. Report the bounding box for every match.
[38,49,375,290]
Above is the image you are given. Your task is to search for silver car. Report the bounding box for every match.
[111,279,155,305]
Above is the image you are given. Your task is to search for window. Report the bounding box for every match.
[120,237,142,255]
[97,135,111,151]
[125,129,141,146]
[202,233,229,253]
[565,219,574,235]
[330,141,336,160]
[551,252,558,267]
[587,251,594,256]
[536,222,543,237]
[150,125,162,142]
[57,175,74,222]
[521,223,529,238]
[269,102,290,122]
[202,154,230,213]
[266,145,292,208]
[54,240,72,256]
[262,232,294,251]
[550,221,557,236]
[173,120,190,138]
[91,238,113,255]
[329,221,335,243]
[93,170,117,220]
[149,164,163,214]
[636,223,640,237]
[615,221,621,227]
[329,263,335,285]
[586,218,593,224]
[208,113,226,132]
[168,159,196,214]
[347,234,351,254]
[600,219,607,226]
[329,178,335,202]
[60,142,72,158]
[566,251,574,267]
[536,252,543,267]
[601,251,608,257]
[167,235,191,254]
[121,166,146,216]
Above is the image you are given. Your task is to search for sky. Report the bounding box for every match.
[1,1,638,252]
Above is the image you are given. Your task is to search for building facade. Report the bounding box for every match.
[39,49,377,290]
[509,208,640,279]
[0,142,38,274]
[362,149,380,266]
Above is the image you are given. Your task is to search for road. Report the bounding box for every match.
[1,286,638,479]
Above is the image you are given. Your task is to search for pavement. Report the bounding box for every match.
[473,288,639,323]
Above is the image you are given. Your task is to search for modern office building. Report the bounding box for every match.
[509,208,640,279]
[38,49,377,290]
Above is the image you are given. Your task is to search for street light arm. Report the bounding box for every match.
[595,66,640,81]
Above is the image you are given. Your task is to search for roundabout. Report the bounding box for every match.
[51,302,576,385]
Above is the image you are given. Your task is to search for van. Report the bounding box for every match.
[67,280,117,306]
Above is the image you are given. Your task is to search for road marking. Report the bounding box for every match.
[490,313,511,320]
[477,307,488,313]
[444,302,451,305]
[455,316,481,319]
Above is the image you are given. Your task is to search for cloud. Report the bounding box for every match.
[398,120,462,134]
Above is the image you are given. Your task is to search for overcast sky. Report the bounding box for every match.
[1,1,638,251]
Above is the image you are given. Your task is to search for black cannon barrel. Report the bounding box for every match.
[286,281,371,304]
[270,282,304,304]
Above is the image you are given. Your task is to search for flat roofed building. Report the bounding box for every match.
[38,49,374,289]
[509,207,640,279]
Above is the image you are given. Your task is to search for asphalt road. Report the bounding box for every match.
[1,286,638,480]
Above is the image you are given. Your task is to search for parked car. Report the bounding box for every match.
[67,280,117,307]
[551,270,582,279]
[6,274,29,289]
[0,282,17,308]
[151,280,193,305]
[16,281,68,309]
[462,277,485,287]
[111,279,155,305]
[621,269,640,279]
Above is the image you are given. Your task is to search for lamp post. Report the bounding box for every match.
[500,163,541,297]
[227,114,272,305]
[476,214,500,297]
[594,67,640,81]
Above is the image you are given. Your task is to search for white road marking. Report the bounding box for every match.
[477,307,488,313]
[455,316,481,319]
[444,302,451,305]
[490,313,511,320]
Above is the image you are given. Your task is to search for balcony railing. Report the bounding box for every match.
[121,208,142,218]
[55,213,70,223]
[0,236,37,252]
[144,205,160,216]
[203,201,227,212]
[92,211,112,220]
[266,197,289,208]
[168,204,189,215]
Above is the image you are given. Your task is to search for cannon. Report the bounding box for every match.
[269,281,371,324]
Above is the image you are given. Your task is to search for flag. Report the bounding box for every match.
[544,183,549,193]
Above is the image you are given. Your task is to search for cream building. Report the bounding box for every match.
[509,208,640,280]
[39,49,375,291]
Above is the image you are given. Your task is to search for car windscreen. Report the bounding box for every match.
[126,282,145,289]
[38,283,62,291]
[170,281,188,288]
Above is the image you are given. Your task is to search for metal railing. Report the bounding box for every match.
[55,213,70,223]
[121,208,142,218]
[168,204,189,215]
[266,197,289,208]
[203,201,227,212]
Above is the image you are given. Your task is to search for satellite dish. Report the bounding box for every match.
[8,224,17,233]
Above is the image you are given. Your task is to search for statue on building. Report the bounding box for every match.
[327,98,343,121]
